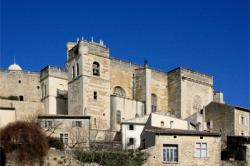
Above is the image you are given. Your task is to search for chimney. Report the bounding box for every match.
[213,91,224,103]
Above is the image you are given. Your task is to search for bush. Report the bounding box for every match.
[48,137,64,150]
[73,150,148,166]
[0,121,48,164]
[8,96,19,100]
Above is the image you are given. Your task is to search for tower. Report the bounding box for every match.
[67,39,111,131]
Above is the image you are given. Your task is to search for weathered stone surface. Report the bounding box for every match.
[143,135,221,166]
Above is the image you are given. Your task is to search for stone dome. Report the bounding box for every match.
[8,63,22,71]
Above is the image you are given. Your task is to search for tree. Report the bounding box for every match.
[0,121,48,165]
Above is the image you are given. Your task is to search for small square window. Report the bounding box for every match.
[240,116,245,125]
[19,96,24,101]
[128,138,135,145]
[129,125,134,130]
[195,143,207,158]
[45,120,53,128]
[73,121,82,127]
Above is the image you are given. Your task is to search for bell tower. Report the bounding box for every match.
[67,38,111,131]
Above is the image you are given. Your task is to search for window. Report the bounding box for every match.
[207,120,213,129]
[45,120,53,128]
[195,143,207,158]
[18,80,21,83]
[161,121,164,127]
[76,63,80,76]
[93,91,97,100]
[19,96,24,101]
[128,138,135,145]
[113,86,126,97]
[60,133,68,144]
[42,84,47,98]
[116,110,121,124]
[93,62,100,76]
[241,131,245,136]
[44,85,47,97]
[129,124,134,130]
[72,121,82,127]
[170,121,174,129]
[163,144,178,163]
[240,115,245,125]
[151,94,157,112]
[72,66,75,78]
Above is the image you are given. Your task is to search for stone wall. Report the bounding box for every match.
[168,69,181,117]
[143,134,221,166]
[0,70,41,102]
[0,99,44,121]
[168,68,214,119]
[180,68,213,119]
[83,53,111,130]
[205,102,235,143]
[110,95,145,131]
[0,107,15,127]
[67,41,111,131]
[151,70,168,113]
[234,108,250,136]
[40,66,68,115]
[39,116,90,148]
[110,59,138,99]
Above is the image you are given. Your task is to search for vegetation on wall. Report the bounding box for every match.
[48,137,64,150]
[0,121,48,165]
[73,149,148,166]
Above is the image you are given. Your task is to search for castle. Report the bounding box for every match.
[0,39,217,130]
[1,38,250,165]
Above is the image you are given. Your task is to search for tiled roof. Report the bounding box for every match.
[209,102,250,112]
[38,114,90,119]
[145,127,220,137]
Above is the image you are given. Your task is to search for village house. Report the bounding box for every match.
[141,127,221,166]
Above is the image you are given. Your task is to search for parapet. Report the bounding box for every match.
[40,65,67,81]
[168,67,213,86]
[67,38,109,61]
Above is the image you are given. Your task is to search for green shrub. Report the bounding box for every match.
[73,150,148,166]
[48,137,64,150]
[8,96,19,100]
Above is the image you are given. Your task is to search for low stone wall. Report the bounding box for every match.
[221,161,247,166]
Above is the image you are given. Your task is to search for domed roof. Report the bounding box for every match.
[8,63,22,71]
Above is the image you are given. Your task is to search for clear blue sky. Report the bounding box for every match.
[1,0,249,108]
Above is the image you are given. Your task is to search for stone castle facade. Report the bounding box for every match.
[0,39,221,134]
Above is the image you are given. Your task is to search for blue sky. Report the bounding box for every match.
[1,0,249,108]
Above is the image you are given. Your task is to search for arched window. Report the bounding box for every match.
[151,94,157,112]
[113,86,126,97]
[161,121,164,127]
[116,110,121,124]
[93,61,100,76]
